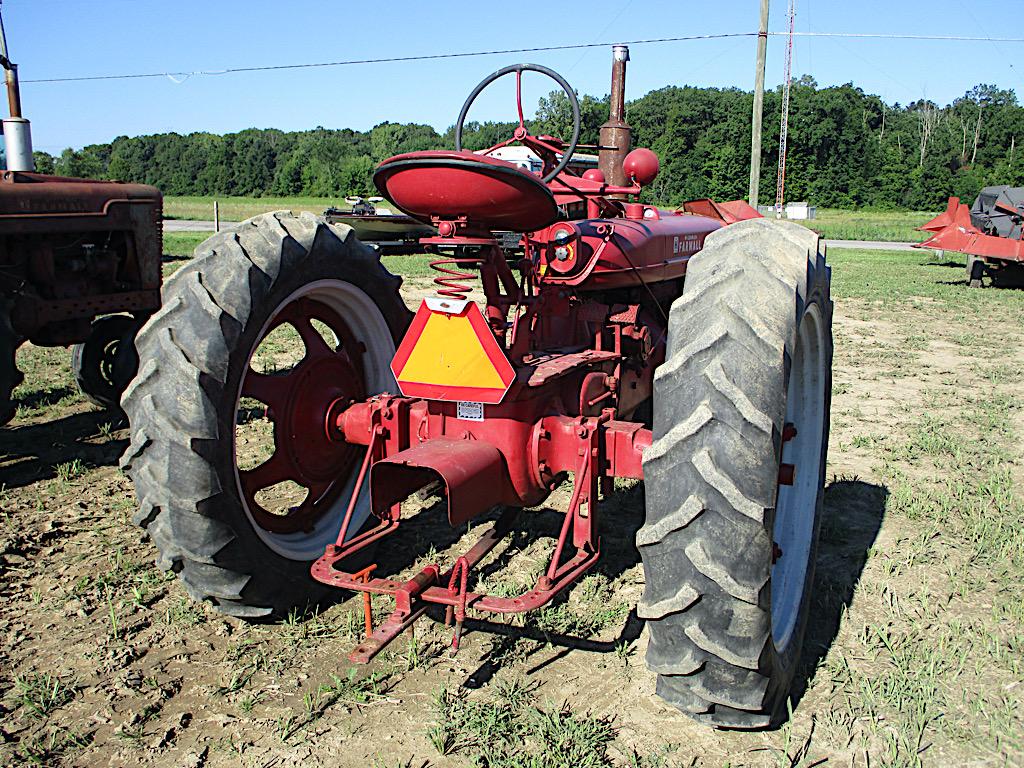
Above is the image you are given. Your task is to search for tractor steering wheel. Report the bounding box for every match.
[454,63,581,183]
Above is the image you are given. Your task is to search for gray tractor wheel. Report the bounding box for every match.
[120,212,410,618]
[0,299,23,426]
[639,218,832,729]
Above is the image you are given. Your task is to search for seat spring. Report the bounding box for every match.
[431,255,484,299]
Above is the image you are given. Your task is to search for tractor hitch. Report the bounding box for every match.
[310,397,650,662]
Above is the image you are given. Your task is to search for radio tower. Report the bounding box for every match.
[775,0,795,217]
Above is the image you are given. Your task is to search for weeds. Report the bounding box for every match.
[11,673,76,719]
[13,726,91,765]
[427,678,614,767]
[55,458,86,484]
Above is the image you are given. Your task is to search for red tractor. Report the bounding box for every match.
[0,14,162,424]
[0,173,162,424]
[121,49,832,728]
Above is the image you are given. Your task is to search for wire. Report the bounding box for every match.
[20,29,1024,86]
[22,32,755,84]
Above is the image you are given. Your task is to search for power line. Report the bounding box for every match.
[21,33,756,84]
[23,30,1024,86]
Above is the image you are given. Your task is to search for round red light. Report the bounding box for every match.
[623,148,660,186]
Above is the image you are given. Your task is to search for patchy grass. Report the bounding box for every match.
[9,672,76,719]
[427,678,615,767]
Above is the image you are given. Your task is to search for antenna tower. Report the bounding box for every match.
[775,0,795,216]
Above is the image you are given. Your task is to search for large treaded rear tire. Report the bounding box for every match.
[639,218,832,729]
[0,298,23,426]
[119,212,410,618]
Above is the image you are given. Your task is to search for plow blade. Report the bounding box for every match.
[917,197,963,233]
[915,225,1024,262]
[915,196,1024,262]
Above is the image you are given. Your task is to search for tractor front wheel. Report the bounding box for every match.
[120,212,410,617]
[71,314,143,410]
[639,218,832,729]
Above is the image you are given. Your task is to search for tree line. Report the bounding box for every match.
[29,76,1024,209]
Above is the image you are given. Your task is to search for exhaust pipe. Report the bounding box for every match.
[598,44,631,188]
[0,5,33,172]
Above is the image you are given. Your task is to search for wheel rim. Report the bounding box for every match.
[771,302,826,653]
[232,279,397,561]
[97,338,121,392]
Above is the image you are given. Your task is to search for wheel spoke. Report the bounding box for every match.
[304,478,333,504]
[241,369,292,410]
[239,451,293,496]
[294,316,336,360]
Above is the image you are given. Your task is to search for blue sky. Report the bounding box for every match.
[6,0,1022,154]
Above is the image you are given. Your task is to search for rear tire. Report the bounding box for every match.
[120,212,410,618]
[0,298,23,426]
[71,314,143,410]
[639,218,832,729]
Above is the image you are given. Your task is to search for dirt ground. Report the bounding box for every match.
[1,249,1022,767]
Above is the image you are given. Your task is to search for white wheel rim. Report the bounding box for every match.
[232,279,397,561]
[771,301,826,653]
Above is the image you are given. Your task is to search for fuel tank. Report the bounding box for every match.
[533,204,723,290]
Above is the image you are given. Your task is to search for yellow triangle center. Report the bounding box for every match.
[398,311,506,390]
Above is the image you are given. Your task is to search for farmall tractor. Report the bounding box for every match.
[0,16,162,424]
[121,48,832,728]
[0,173,162,424]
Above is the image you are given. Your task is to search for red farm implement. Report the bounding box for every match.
[121,48,833,729]
[915,188,1024,288]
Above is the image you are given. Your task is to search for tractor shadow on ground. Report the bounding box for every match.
[456,478,888,701]
[0,407,128,490]
[788,477,888,713]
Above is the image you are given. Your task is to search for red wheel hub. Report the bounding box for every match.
[236,297,365,534]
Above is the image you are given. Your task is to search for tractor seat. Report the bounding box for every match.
[372,150,559,233]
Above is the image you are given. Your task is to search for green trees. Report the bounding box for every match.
[25,77,1023,209]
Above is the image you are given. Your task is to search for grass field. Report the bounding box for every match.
[164,196,938,243]
[796,208,936,242]
[164,195,341,223]
[2,242,1021,766]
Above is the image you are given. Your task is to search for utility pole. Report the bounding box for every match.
[748,0,770,207]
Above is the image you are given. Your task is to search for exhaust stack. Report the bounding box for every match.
[0,6,33,172]
[598,44,631,188]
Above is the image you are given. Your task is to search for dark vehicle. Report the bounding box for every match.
[324,196,435,255]
[0,10,162,424]
[0,172,162,423]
